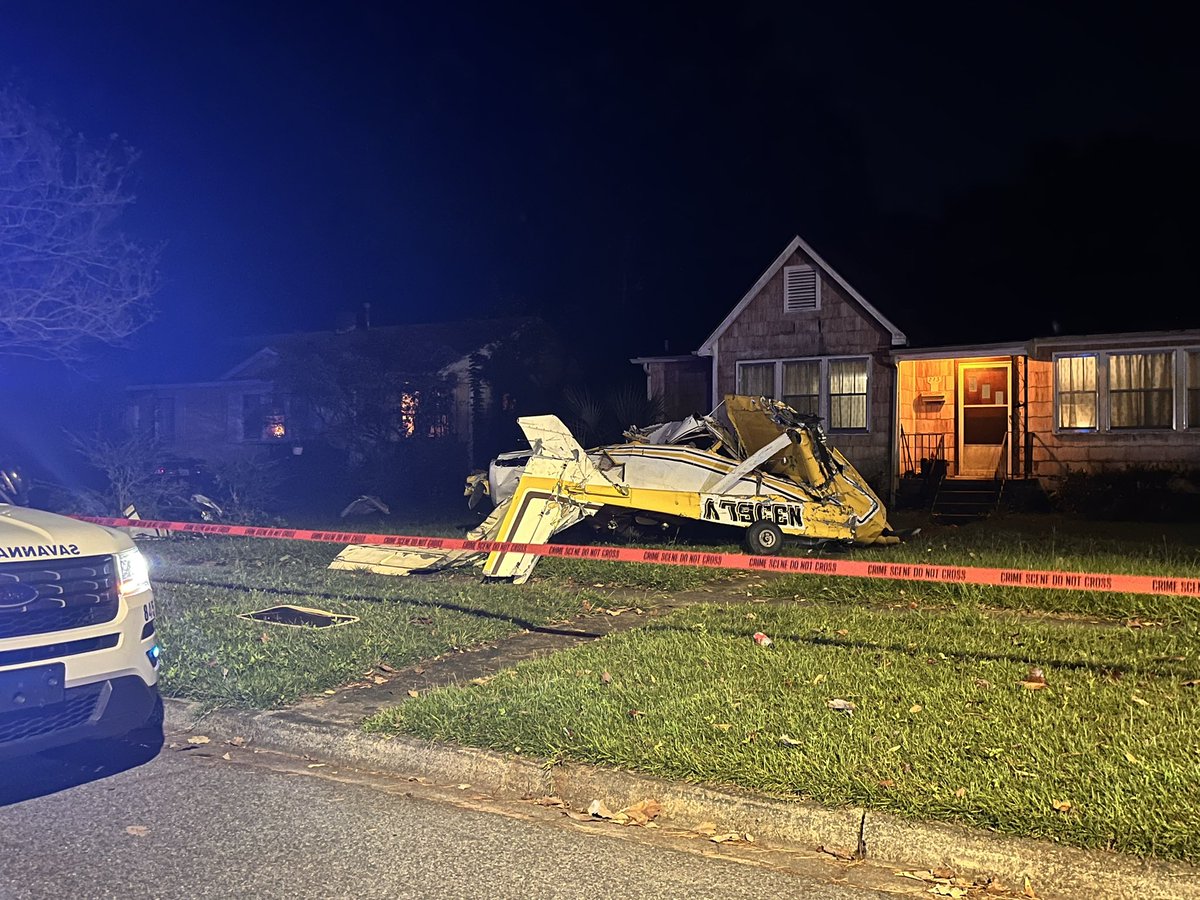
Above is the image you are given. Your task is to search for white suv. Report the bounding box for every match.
[0,505,161,757]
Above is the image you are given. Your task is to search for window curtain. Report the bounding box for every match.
[782,361,820,416]
[1109,352,1173,429]
[738,363,774,399]
[828,359,868,429]
[1055,356,1097,429]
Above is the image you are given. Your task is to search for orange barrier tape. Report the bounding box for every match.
[75,516,1200,598]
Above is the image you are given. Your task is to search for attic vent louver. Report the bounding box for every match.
[783,264,819,312]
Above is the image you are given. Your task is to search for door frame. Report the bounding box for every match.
[956,360,1012,477]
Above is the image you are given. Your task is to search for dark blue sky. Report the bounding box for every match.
[2,1,1197,378]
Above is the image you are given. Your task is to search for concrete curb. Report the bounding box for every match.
[165,698,1200,900]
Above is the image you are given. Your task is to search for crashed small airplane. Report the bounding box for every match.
[331,395,910,583]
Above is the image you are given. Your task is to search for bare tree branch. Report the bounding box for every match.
[1,87,160,362]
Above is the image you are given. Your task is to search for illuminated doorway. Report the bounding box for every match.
[957,362,1011,476]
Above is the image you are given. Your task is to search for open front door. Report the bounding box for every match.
[957,363,1010,476]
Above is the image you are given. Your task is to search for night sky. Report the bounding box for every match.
[2,2,1197,382]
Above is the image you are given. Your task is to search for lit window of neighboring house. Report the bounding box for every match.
[1054,355,1097,430]
[1054,350,1181,432]
[243,394,287,441]
[735,357,870,431]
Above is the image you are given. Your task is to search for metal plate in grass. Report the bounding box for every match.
[239,605,359,629]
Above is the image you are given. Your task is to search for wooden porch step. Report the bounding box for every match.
[930,477,1004,524]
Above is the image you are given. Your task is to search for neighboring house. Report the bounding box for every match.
[636,236,1200,496]
[125,316,558,469]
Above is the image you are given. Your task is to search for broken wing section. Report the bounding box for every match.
[329,505,505,575]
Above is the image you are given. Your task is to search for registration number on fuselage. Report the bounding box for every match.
[700,495,804,528]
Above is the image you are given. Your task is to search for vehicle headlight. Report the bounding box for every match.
[117,548,152,597]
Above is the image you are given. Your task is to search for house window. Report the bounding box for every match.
[783,264,819,312]
[735,357,871,430]
[1055,355,1097,430]
[1189,351,1200,427]
[243,395,287,441]
[1108,352,1173,430]
[737,362,775,398]
[828,359,868,430]
[782,361,820,416]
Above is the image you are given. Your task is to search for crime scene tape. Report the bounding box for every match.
[74,515,1200,598]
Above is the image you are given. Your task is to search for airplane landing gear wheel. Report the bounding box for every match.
[745,520,784,555]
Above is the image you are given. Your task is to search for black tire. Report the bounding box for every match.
[744,520,785,555]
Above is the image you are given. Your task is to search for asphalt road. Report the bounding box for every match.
[0,730,904,900]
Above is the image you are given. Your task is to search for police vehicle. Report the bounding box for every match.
[1,477,161,757]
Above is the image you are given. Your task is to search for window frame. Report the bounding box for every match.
[735,355,871,432]
[1052,348,1189,434]
[1052,353,1099,433]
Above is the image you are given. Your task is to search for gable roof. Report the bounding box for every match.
[697,235,907,354]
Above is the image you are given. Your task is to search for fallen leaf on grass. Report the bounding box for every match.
[827,698,856,715]
[187,735,211,745]
[910,704,923,714]
[407,689,420,698]
[1017,666,1047,690]
[954,787,967,799]
[1051,799,1072,813]
[778,733,803,747]
[1183,680,1200,688]
[600,671,612,685]
[125,826,149,837]
[372,676,389,685]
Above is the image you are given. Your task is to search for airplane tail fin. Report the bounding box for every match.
[481,416,607,582]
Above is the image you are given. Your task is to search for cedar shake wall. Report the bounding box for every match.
[714,249,894,484]
[643,358,712,420]
[897,358,957,474]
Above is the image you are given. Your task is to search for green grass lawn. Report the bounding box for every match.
[147,534,595,707]
[366,599,1200,861]
[147,511,1200,858]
